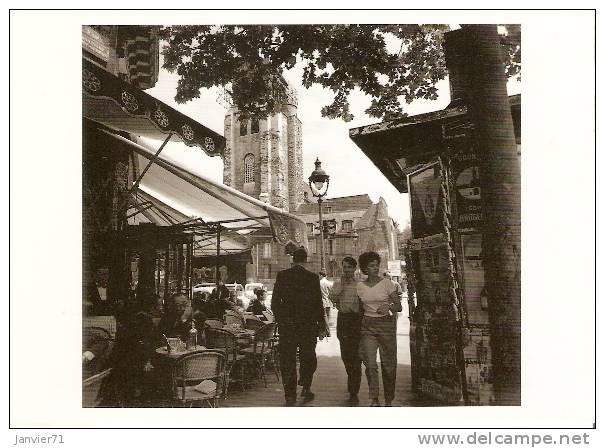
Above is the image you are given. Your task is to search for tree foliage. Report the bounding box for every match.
[161,24,520,122]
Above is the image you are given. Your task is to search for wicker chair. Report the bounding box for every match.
[224,313,244,328]
[171,350,226,408]
[244,319,266,331]
[240,322,278,387]
[268,325,280,381]
[204,327,247,398]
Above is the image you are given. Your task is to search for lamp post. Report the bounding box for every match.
[352,229,359,279]
[308,158,330,274]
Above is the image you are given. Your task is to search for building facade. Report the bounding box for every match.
[296,195,399,279]
[222,81,304,213]
[222,78,401,287]
[82,25,160,90]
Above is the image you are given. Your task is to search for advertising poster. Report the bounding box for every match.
[452,146,483,232]
[461,233,489,325]
[462,327,494,405]
[408,163,443,238]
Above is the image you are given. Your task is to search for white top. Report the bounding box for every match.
[357,278,399,318]
[320,277,333,308]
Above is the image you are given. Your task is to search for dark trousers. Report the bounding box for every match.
[278,325,318,402]
[337,312,362,395]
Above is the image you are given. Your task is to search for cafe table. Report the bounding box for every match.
[155,345,207,360]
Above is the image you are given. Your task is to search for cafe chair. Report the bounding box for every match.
[204,328,247,398]
[224,313,244,328]
[240,322,277,387]
[171,350,226,408]
[244,319,266,331]
[268,325,280,381]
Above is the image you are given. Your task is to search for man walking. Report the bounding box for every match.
[319,271,333,322]
[272,247,328,406]
[330,256,363,405]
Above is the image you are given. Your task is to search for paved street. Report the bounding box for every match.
[223,309,420,407]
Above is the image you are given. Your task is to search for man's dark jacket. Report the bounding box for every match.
[271,264,325,333]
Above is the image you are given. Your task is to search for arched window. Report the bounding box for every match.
[251,117,260,134]
[244,153,255,183]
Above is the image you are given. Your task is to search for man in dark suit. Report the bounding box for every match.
[271,247,328,406]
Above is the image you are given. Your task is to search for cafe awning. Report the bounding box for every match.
[127,188,251,256]
[99,126,309,251]
[82,57,225,157]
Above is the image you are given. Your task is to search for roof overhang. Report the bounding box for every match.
[349,95,521,193]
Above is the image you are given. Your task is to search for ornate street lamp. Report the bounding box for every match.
[352,229,359,278]
[308,158,330,274]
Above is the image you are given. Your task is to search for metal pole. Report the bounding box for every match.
[318,196,326,273]
[187,240,193,302]
[126,133,172,198]
[215,226,221,288]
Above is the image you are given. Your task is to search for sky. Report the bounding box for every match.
[144,34,521,229]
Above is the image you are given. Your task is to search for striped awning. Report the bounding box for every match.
[128,189,251,256]
[96,126,309,252]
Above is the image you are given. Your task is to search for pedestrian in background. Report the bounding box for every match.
[319,271,333,327]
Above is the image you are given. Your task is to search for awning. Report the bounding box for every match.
[127,189,251,256]
[82,58,225,157]
[99,126,309,251]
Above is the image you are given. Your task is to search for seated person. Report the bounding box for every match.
[207,283,236,318]
[156,294,190,342]
[82,328,112,380]
[108,293,157,404]
[247,288,267,315]
[190,293,209,333]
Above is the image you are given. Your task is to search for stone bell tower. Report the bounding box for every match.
[221,81,304,213]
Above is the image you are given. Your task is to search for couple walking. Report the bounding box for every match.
[271,248,402,407]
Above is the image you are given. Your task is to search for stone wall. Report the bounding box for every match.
[287,113,303,211]
[222,112,233,186]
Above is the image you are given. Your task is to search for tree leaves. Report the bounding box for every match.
[161,24,521,121]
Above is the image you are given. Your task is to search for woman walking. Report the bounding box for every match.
[357,251,403,406]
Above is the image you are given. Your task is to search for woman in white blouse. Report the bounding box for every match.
[357,251,402,406]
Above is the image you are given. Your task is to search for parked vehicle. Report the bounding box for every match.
[192,283,215,295]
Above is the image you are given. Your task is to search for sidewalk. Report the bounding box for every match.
[223,311,420,407]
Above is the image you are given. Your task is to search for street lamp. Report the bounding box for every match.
[308,158,330,274]
[352,229,359,278]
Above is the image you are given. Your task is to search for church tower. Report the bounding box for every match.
[222,83,304,213]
